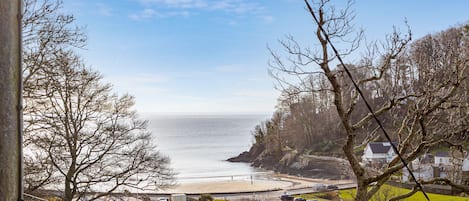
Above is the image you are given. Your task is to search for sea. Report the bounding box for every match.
[147,114,270,183]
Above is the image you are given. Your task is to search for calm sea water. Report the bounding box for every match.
[147,114,269,183]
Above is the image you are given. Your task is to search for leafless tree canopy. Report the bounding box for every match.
[256,0,469,200]
[22,0,174,200]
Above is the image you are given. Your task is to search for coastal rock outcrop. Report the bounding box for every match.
[227,143,265,163]
[228,147,354,180]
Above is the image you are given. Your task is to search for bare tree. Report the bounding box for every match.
[22,0,86,86]
[269,0,468,200]
[24,50,174,201]
[22,0,86,193]
[21,0,174,199]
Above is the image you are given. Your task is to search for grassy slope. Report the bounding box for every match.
[299,185,469,201]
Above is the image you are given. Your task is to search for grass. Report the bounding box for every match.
[295,192,336,201]
[300,185,469,201]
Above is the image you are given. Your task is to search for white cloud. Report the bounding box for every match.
[104,71,279,114]
[139,0,208,9]
[211,0,262,14]
[129,8,159,20]
[136,0,263,14]
[166,10,192,17]
[129,8,192,20]
[130,0,267,23]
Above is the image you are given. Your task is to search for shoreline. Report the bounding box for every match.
[157,173,354,194]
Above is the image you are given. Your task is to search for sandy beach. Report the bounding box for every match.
[157,174,354,194]
[159,180,290,194]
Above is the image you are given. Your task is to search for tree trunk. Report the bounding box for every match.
[0,0,22,200]
[355,182,368,201]
[64,161,76,201]
[64,176,72,201]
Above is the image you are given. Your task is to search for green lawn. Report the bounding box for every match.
[300,185,469,201]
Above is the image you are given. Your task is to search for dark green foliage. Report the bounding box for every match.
[198,194,214,201]
[187,197,198,201]
[252,124,265,145]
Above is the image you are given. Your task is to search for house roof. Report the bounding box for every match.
[420,154,434,163]
[368,142,397,154]
[435,151,450,157]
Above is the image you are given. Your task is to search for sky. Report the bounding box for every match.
[61,0,469,115]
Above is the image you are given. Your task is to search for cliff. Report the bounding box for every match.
[228,146,354,180]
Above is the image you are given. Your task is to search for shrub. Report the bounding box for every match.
[198,194,214,201]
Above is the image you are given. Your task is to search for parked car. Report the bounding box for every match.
[312,183,326,191]
[280,194,294,201]
[326,184,339,190]
[157,198,169,201]
[294,198,306,201]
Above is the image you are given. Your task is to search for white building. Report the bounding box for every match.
[403,164,434,182]
[463,153,469,184]
[434,151,451,166]
[463,154,469,172]
[362,142,396,164]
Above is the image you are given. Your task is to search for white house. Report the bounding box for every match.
[403,150,469,183]
[411,153,434,166]
[362,142,397,164]
[434,151,451,166]
[463,154,469,172]
[403,164,433,182]
[462,153,469,184]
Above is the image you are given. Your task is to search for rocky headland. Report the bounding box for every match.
[228,144,354,180]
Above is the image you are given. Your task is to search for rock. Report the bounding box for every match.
[227,151,252,162]
[227,144,354,180]
[279,149,299,166]
[227,143,265,163]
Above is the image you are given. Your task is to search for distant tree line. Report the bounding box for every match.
[256,22,469,155]
[252,1,468,200]
[22,0,174,200]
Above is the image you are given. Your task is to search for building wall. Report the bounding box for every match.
[363,145,389,161]
[386,149,395,162]
[435,156,451,166]
[462,158,469,172]
[403,164,433,182]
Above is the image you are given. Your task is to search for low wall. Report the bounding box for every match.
[386,180,462,195]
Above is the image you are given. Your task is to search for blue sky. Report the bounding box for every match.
[62,0,468,115]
